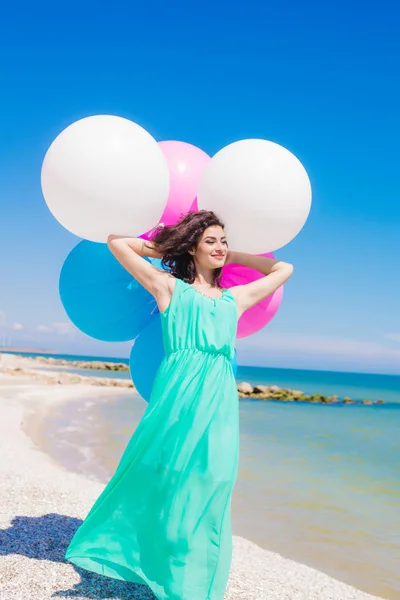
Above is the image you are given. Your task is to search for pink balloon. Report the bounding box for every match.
[221,253,284,338]
[141,141,209,240]
[188,196,199,213]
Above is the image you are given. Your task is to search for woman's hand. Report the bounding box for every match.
[224,250,283,275]
[107,235,163,259]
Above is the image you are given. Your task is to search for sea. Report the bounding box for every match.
[10,351,400,599]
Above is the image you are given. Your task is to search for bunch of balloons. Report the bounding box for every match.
[41,115,312,401]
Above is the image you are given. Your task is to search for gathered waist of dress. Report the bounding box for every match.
[165,347,233,361]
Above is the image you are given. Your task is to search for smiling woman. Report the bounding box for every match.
[65,209,293,600]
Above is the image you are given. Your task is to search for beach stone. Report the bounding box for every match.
[362,400,373,405]
[321,396,337,404]
[237,382,253,394]
[309,395,322,403]
[268,385,281,393]
[253,385,271,394]
[249,393,271,400]
[291,389,305,398]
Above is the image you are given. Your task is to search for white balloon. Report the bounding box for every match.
[197,139,312,254]
[41,115,170,242]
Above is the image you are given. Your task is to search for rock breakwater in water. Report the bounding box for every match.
[0,353,385,405]
[237,382,385,405]
[30,356,129,371]
[0,366,135,388]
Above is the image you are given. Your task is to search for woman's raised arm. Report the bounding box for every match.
[225,250,293,317]
[107,235,171,299]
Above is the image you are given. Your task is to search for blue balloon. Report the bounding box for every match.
[59,240,157,342]
[130,314,164,401]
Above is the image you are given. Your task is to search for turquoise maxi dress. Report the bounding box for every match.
[65,277,240,600]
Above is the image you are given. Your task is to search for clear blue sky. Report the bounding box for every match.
[1,0,399,374]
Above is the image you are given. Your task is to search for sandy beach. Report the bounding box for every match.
[0,364,389,600]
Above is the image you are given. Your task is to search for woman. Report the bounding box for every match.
[65,210,293,599]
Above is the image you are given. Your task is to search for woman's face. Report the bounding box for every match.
[190,225,228,269]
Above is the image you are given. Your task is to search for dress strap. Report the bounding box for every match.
[159,277,182,317]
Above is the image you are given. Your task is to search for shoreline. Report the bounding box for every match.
[0,372,389,599]
[0,352,387,406]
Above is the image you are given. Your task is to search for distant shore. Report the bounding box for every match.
[0,346,57,354]
[0,352,386,406]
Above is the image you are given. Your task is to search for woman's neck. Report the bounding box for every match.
[193,273,218,289]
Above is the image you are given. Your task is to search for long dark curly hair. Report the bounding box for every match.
[150,210,226,287]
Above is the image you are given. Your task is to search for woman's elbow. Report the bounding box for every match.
[107,234,121,248]
[285,262,294,275]
[278,262,294,283]
[272,261,294,276]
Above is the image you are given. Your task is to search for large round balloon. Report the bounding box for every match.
[140,139,208,240]
[59,241,157,341]
[130,314,238,402]
[197,139,312,253]
[42,115,170,242]
[158,141,209,223]
[129,315,164,402]
[221,252,283,338]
